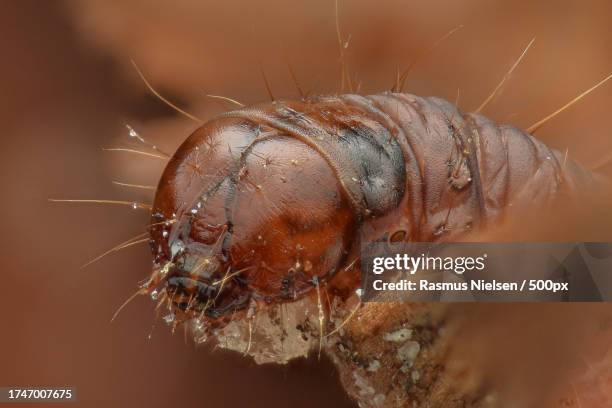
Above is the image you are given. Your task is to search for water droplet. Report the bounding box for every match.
[163,313,175,325]
[128,128,138,138]
[162,231,169,238]
[190,208,198,214]
[196,202,202,209]
[355,288,363,298]
[193,319,205,332]
[150,289,159,300]
[132,202,139,209]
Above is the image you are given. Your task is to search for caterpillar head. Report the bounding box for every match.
[145,114,358,328]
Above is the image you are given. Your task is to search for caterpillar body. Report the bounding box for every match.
[145,92,594,330]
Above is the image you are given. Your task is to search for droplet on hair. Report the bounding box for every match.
[128,126,138,139]
[163,313,175,325]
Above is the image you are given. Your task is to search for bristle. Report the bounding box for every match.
[474,37,535,114]
[527,71,612,133]
[130,59,204,124]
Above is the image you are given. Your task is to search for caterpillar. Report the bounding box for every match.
[141,91,598,337]
[44,2,612,406]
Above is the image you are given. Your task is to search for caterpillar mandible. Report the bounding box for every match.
[142,91,596,335]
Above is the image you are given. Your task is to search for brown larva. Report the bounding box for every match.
[48,7,612,356]
[134,85,603,340]
[46,0,612,346]
[42,1,612,406]
[42,6,612,408]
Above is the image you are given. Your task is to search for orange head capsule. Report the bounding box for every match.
[147,104,370,325]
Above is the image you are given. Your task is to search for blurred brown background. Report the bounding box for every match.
[1,0,610,407]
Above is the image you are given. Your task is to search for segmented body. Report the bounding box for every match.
[147,92,594,323]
